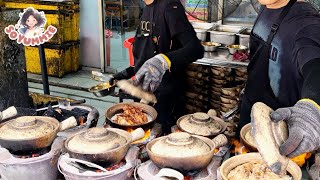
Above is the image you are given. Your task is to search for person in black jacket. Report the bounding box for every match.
[238,0,320,158]
[110,0,204,133]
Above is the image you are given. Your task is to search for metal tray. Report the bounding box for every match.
[191,22,215,30]
[209,25,244,45]
[237,28,252,47]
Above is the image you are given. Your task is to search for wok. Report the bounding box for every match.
[105,102,157,128]
[0,116,60,152]
[146,133,228,172]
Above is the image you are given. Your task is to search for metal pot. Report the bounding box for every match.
[220,153,302,180]
[0,116,60,152]
[177,113,226,137]
[65,127,132,166]
[105,102,157,128]
[146,132,228,172]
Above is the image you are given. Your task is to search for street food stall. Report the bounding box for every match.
[0,0,319,180]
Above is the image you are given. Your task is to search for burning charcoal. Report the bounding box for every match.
[44,106,63,121]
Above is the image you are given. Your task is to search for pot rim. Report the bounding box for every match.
[105,102,157,127]
[220,153,302,180]
[0,116,60,141]
[65,127,132,155]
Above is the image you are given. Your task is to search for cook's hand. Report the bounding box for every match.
[133,54,171,92]
[271,99,320,157]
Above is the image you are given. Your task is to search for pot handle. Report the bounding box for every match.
[212,134,228,149]
[130,128,145,142]
[155,168,184,180]
[0,106,17,121]
[59,116,78,131]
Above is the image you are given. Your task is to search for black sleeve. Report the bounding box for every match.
[293,23,320,72]
[113,66,135,80]
[165,31,204,70]
[301,58,320,105]
[163,1,204,70]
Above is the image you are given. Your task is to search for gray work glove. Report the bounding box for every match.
[271,100,320,158]
[133,54,170,92]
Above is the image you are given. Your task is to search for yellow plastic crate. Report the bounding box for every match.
[3,1,80,44]
[25,41,80,77]
[3,0,79,11]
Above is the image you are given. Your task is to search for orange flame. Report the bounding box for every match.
[231,139,249,154]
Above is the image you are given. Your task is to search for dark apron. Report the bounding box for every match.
[132,6,158,73]
[237,0,297,136]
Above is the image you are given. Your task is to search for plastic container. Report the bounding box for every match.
[124,37,135,66]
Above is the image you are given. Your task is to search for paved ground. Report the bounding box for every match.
[27,30,136,126]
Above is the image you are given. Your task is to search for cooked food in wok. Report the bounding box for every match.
[228,161,292,180]
[113,105,149,125]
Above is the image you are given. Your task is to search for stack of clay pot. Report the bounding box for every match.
[210,67,233,117]
[185,64,211,113]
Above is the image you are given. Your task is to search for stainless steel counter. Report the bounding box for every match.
[195,48,249,68]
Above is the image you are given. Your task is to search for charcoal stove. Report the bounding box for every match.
[137,149,228,180]
[0,137,65,180]
[58,146,140,180]
[56,104,99,138]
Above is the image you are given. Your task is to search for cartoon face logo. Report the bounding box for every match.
[4,7,57,46]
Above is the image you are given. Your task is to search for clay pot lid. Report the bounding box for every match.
[150,132,211,158]
[0,116,59,140]
[66,127,129,154]
[177,112,226,137]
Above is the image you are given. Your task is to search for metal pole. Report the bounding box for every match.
[38,44,50,95]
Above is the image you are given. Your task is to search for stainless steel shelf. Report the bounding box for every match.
[194,49,249,68]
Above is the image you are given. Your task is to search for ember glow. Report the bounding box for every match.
[231,139,249,154]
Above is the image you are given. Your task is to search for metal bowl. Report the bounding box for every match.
[88,82,115,97]
[201,42,221,52]
[226,45,248,55]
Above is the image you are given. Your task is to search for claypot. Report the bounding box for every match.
[0,116,60,151]
[146,132,228,172]
[220,153,302,180]
[221,103,236,109]
[221,87,240,97]
[240,123,257,152]
[212,78,227,85]
[177,112,226,137]
[105,102,157,128]
[65,127,132,166]
[211,86,222,92]
[220,96,238,105]
[211,90,222,96]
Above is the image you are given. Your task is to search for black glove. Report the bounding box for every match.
[109,66,135,85]
[271,99,320,157]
